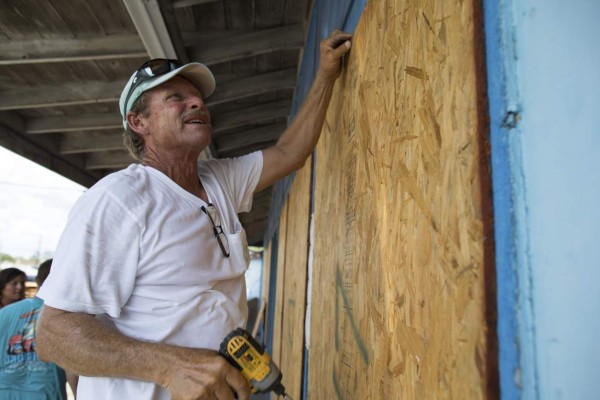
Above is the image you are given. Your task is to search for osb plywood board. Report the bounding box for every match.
[308,0,496,399]
[274,158,312,399]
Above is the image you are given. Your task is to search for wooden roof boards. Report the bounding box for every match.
[0,0,313,245]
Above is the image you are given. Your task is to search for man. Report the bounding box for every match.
[36,30,352,400]
[0,260,77,399]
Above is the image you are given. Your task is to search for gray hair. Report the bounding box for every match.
[123,92,150,161]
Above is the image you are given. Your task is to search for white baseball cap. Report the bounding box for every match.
[119,59,216,129]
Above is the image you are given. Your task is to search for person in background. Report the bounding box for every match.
[36,30,352,400]
[0,267,26,309]
[0,259,78,399]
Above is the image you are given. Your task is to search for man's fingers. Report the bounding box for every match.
[214,384,236,400]
[225,369,250,400]
[332,39,351,58]
[325,32,353,50]
[322,31,352,62]
[316,30,353,80]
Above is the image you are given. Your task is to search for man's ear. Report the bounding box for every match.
[126,112,150,138]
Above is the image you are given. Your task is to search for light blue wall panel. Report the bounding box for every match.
[513,1,600,399]
[486,0,600,398]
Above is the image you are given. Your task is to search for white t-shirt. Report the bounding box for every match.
[37,151,263,400]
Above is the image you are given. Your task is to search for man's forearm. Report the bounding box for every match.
[37,306,175,385]
[276,31,353,165]
[256,31,351,192]
[255,73,337,192]
[37,307,249,399]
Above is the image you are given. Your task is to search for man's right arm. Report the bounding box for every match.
[37,305,250,400]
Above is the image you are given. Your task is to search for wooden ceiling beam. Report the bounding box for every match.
[26,100,291,134]
[187,24,304,65]
[0,34,147,65]
[86,151,135,170]
[27,113,122,134]
[0,111,101,187]
[0,68,295,110]
[60,134,124,154]
[219,140,277,159]
[172,0,221,9]
[60,122,285,155]
[209,68,296,106]
[0,81,125,110]
[60,122,285,156]
[181,30,247,44]
[216,123,286,153]
[0,110,26,134]
[213,100,291,135]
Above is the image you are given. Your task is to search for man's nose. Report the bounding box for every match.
[189,94,206,109]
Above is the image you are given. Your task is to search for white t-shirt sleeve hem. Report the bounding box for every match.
[39,295,122,317]
[37,182,141,319]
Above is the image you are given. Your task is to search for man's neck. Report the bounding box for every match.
[143,156,208,202]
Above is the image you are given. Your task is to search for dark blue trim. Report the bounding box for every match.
[264,0,368,246]
[301,347,309,400]
[342,0,365,30]
[483,1,522,398]
[265,231,279,355]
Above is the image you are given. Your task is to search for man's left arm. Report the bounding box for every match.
[255,30,352,193]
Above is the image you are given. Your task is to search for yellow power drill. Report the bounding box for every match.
[219,328,292,399]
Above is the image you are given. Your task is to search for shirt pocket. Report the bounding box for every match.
[226,220,250,274]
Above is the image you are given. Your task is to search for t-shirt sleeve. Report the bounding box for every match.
[201,151,263,213]
[36,188,140,319]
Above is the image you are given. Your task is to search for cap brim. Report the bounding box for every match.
[147,63,216,99]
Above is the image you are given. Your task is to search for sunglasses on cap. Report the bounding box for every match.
[122,58,183,117]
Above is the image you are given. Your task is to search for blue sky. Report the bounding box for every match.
[0,146,85,258]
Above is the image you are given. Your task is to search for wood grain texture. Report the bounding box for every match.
[305,0,496,398]
[270,199,288,372]
[267,159,313,399]
[275,157,312,400]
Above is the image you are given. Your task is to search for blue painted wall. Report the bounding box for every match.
[485,0,600,398]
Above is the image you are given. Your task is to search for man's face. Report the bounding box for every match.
[140,76,212,156]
